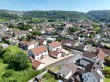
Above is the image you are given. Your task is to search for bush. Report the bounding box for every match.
[9,52,30,70]
[31,30,42,36]
[2,70,14,78]
[104,57,110,66]
[103,69,110,78]
[43,73,51,78]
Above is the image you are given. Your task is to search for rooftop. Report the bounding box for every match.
[29,46,47,55]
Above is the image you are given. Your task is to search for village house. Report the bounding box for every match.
[50,51,62,59]
[61,40,79,47]
[32,60,45,70]
[46,37,56,43]
[20,40,39,50]
[5,35,14,42]
[48,41,62,52]
[12,30,27,39]
[80,52,98,67]
[36,35,47,40]
[0,27,7,36]
[40,29,46,34]
[57,64,78,80]
[100,48,110,56]
[56,27,65,35]
[0,25,8,32]
[80,49,106,67]
[84,38,95,44]
[37,39,47,46]
[81,63,103,82]
[45,27,55,34]
[73,45,96,52]
[28,45,48,60]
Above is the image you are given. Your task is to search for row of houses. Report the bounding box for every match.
[28,41,63,70]
[55,45,110,82]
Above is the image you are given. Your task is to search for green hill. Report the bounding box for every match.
[0,9,95,22]
[23,10,95,21]
[0,9,22,21]
[87,10,110,22]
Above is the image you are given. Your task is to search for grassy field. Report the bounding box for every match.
[0,59,8,81]
[43,77,57,82]
[0,57,42,82]
[8,45,21,53]
[0,18,5,22]
[48,65,61,73]
[104,78,110,82]
[104,66,110,82]
[0,42,5,46]
[0,45,42,82]
[104,66,110,70]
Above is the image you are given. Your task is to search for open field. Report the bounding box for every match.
[104,78,110,82]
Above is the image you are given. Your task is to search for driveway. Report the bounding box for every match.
[66,49,83,64]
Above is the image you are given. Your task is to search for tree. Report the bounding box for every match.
[17,22,32,30]
[56,37,63,42]
[2,70,14,78]
[104,57,110,66]
[52,31,58,35]
[9,51,30,70]
[2,37,10,44]
[103,70,110,78]
[43,73,51,78]
[69,27,77,33]
[20,36,26,41]
[3,51,15,64]
[93,26,100,34]
[27,34,35,41]
[31,30,42,36]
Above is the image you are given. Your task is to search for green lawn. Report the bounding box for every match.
[0,18,5,22]
[0,59,8,81]
[8,45,21,53]
[44,77,57,82]
[0,45,42,82]
[0,58,42,82]
[104,66,110,70]
[104,66,110,82]
[0,42,5,46]
[48,65,61,73]
[104,78,110,82]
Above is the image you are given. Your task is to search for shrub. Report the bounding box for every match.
[2,70,14,78]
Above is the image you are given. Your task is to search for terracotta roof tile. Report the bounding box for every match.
[98,50,106,61]
[50,51,60,57]
[31,46,47,55]
[32,60,44,68]
[49,41,61,48]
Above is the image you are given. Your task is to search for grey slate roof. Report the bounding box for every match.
[57,66,72,76]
